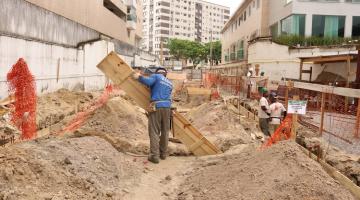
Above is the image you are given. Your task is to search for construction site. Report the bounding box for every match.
[1,0,360,200]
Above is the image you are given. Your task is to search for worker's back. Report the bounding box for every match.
[139,74,173,108]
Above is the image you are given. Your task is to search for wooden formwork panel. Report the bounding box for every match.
[97,52,221,156]
[97,51,152,112]
[172,111,221,156]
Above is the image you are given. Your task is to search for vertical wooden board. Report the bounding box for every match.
[97,51,151,112]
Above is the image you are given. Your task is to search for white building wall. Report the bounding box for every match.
[248,40,357,82]
[292,0,360,37]
[0,36,139,99]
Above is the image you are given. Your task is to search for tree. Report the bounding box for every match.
[205,41,222,65]
[167,38,221,68]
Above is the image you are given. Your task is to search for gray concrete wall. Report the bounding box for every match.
[0,0,100,47]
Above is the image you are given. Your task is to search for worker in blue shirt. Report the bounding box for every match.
[133,67,173,164]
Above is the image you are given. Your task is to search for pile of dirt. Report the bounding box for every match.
[0,136,143,200]
[74,96,188,155]
[186,101,256,152]
[36,89,96,130]
[315,71,346,83]
[177,141,357,200]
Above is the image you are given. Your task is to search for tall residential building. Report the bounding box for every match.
[141,0,230,59]
[221,0,360,63]
[24,0,143,47]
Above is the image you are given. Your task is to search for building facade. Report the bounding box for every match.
[221,0,360,64]
[0,0,159,98]
[141,0,230,58]
[24,0,143,47]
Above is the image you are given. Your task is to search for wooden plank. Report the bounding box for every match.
[293,81,360,98]
[0,95,15,106]
[299,60,303,80]
[302,55,352,63]
[97,52,221,156]
[299,145,360,199]
[172,111,221,156]
[186,87,211,95]
[97,51,152,112]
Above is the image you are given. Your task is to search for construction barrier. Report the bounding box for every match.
[7,58,37,139]
[58,85,113,134]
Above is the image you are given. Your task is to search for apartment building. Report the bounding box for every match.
[141,0,230,58]
[221,0,360,63]
[24,0,143,47]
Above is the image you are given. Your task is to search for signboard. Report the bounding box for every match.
[288,100,307,115]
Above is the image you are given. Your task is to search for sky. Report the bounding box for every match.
[206,0,244,15]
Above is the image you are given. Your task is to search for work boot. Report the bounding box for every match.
[148,155,159,164]
[160,154,167,160]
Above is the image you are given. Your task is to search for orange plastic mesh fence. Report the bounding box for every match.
[261,115,293,149]
[58,85,113,134]
[7,58,37,139]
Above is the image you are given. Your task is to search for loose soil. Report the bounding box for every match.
[177,141,357,200]
[0,136,143,200]
[186,101,258,152]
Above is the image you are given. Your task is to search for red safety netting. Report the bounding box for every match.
[58,85,113,134]
[261,115,293,149]
[7,58,37,139]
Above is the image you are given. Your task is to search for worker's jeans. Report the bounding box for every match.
[259,118,270,137]
[148,108,171,159]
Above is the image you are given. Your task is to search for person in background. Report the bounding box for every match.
[133,67,173,164]
[258,88,270,137]
[269,92,287,134]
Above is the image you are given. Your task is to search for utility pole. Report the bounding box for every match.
[160,41,164,66]
[209,30,213,68]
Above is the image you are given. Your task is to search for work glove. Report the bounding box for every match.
[132,72,140,80]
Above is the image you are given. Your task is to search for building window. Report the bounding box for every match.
[237,40,244,60]
[312,15,345,38]
[352,16,360,37]
[281,14,305,36]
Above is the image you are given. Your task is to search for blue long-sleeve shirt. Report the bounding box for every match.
[138,74,173,108]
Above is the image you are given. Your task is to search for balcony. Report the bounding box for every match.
[127,14,137,30]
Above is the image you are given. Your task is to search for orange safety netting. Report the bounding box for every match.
[7,58,37,139]
[261,115,293,149]
[58,85,113,134]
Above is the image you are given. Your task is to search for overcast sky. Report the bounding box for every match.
[206,0,244,15]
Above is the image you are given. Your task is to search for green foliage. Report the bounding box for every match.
[205,41,222,65]
[273,35,359,47]
[166,39,222,67]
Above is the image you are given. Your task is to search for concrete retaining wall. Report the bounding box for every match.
[0,0,99,46]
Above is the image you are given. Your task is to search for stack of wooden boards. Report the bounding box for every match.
[97,52,221,156]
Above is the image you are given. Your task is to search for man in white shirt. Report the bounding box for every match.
[258,88,270,137]
[269,92,287,134]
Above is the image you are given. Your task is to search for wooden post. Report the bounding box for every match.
[285,86,289,110]
[355,98,360,138]
[291,95,299,139]
[345,56,351,112]
[299,60,303,81]
[320,92,326,135]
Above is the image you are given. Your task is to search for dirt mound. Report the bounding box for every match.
[0,136,142,200]
[36,89,96,130]
[75,96,188,155]
[177,141,356,200]
[186,101,254,151]
[315,71,346,83]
